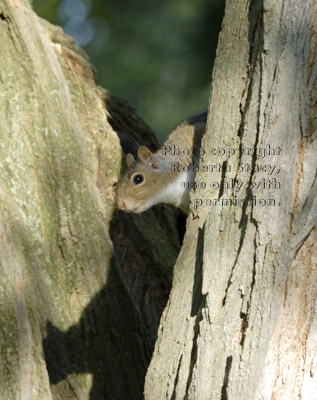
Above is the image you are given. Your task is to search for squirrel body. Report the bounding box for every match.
[116,111,207,213]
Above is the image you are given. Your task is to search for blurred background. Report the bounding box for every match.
[33,0,225,142]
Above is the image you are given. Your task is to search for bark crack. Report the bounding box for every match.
[184,226,207,398]
[221,355,233,400]
[0,7,9,22]
[218,160,228,200]
[171,355,183,400]
[184,296,207,400]
[239,312,249,347]
[223,0,264,308]
[240,236,257,347]
[290,136,308,233]
[191,225,205,317]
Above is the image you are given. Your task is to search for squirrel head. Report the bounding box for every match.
[116,146,167,213]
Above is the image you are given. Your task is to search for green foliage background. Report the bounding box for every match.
[33,0,224,141]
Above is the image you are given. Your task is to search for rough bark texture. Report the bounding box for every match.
[145,0,317,399]
[0,1,180,399]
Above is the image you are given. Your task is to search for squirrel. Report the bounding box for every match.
[116,110,207,213]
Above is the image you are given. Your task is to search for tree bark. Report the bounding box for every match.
[0,1,180,399]
[145,0,317,399]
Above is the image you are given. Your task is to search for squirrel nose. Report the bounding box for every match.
[117,200,126,211]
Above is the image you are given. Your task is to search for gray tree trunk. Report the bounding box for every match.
[145,0,317,399]
[0,1,180,399]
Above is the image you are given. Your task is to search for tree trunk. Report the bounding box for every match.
[0,1,180,399]
[145,0,317,399]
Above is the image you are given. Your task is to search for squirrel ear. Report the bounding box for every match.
[137,146,158,168]
[126,153,135,167]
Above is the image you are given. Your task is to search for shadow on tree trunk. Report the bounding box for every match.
[43,259,151,399]
[43,200,182,399]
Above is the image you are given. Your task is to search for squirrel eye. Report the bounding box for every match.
[132,174,144,185]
